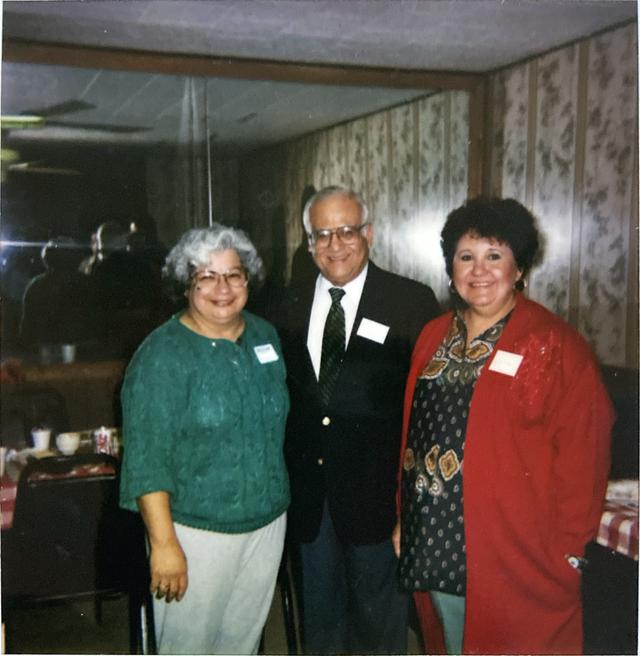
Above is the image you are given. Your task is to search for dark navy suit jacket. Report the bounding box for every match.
[278,262,440,545]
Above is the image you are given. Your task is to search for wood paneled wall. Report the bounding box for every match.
[230,23,637,368]
[238,90,469,303]
[486,23,638,367]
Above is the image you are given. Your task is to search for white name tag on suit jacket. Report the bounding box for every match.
[488,349,523,377]
[356,317,390,344]
[254,343,279,363]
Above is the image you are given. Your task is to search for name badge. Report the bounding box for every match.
[254,343,279,364]
[488,349,523,377]
[356,318,390,344]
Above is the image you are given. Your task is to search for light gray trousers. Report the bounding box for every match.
[153,513,286,655]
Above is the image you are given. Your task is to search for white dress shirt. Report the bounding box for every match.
[306,264,368,380]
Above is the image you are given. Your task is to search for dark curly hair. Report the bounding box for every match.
[441,197,540,290]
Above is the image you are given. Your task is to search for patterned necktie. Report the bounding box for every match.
[318,287,346,406]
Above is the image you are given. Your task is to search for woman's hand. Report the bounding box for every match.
[392,520,401,558]
[138,491,189,602]
[149,540,188,602]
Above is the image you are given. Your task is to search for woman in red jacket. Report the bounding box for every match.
[393,197,613,654]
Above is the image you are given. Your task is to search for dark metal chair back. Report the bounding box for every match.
[1,454,156,653]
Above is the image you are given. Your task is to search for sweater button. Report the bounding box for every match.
[322,416,331,426]
[317,458,324,466]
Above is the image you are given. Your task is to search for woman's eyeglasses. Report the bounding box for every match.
[308,223,369,249]
[192,268,248,289]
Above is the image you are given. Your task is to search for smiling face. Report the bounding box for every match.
[452,233,522,321]
[186,249,248,334]
[309,193,373,286]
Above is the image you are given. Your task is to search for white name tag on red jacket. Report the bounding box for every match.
[488,349,523,376]
[356,317,390,344]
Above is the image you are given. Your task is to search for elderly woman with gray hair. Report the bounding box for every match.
[119,224,290,655]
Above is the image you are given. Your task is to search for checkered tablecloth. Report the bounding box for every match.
[596,499,639,561]
[0,476,17,531]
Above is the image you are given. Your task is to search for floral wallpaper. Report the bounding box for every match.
[488,23,637,367]
[531,45,578,319]
[237,88,469,306]
[580,25,637,367]
[500,65,530,202]
[230,23,636,367]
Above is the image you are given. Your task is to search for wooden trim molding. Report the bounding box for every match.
[467,80,487,198]
[626,125,639,368]
[3,39,482,91]
[569,41,590,329]
[480,75,495,196]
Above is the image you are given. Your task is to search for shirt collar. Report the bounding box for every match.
[318,262,368,299]
[454,308,513,344]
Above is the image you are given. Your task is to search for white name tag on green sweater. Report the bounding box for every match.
[254,343,279,364]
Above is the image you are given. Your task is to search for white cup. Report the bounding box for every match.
[56,432,81,456]
[61,344,76,364]
[31,428,51,451]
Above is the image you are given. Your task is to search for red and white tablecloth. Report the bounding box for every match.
[0,475,17,531]
[596,499,639,561]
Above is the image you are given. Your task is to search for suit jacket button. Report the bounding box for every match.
[317,458,324,466]
[322,416,331,426]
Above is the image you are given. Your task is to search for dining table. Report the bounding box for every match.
[596,498,639,561]
[0,430,153,656]
[1,432,120,531]
[0,473,17,531]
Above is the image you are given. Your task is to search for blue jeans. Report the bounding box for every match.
[299,502,408,654]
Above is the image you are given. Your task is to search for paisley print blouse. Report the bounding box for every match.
[399,312,510,595]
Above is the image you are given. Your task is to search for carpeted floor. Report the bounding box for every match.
[3,584,421,655]
[3,586,294,655]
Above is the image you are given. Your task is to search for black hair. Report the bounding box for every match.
[441,197,540,287]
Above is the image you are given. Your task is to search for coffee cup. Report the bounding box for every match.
[56,432,81,456]
[31,428,51,451]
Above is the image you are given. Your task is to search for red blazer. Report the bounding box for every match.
[398,295,614,654]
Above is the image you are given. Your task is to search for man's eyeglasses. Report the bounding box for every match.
[192,268,248,289]
[308,223,369,248]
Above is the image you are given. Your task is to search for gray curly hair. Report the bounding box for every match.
[163,224,265,286]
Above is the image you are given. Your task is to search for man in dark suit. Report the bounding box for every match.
[278,186,440,654]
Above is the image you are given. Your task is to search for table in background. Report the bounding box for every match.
[1,451,117,531]
[596,498,638,560]
[3,360,126,441]
[583,494,638,655]
[0,474,17,530]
